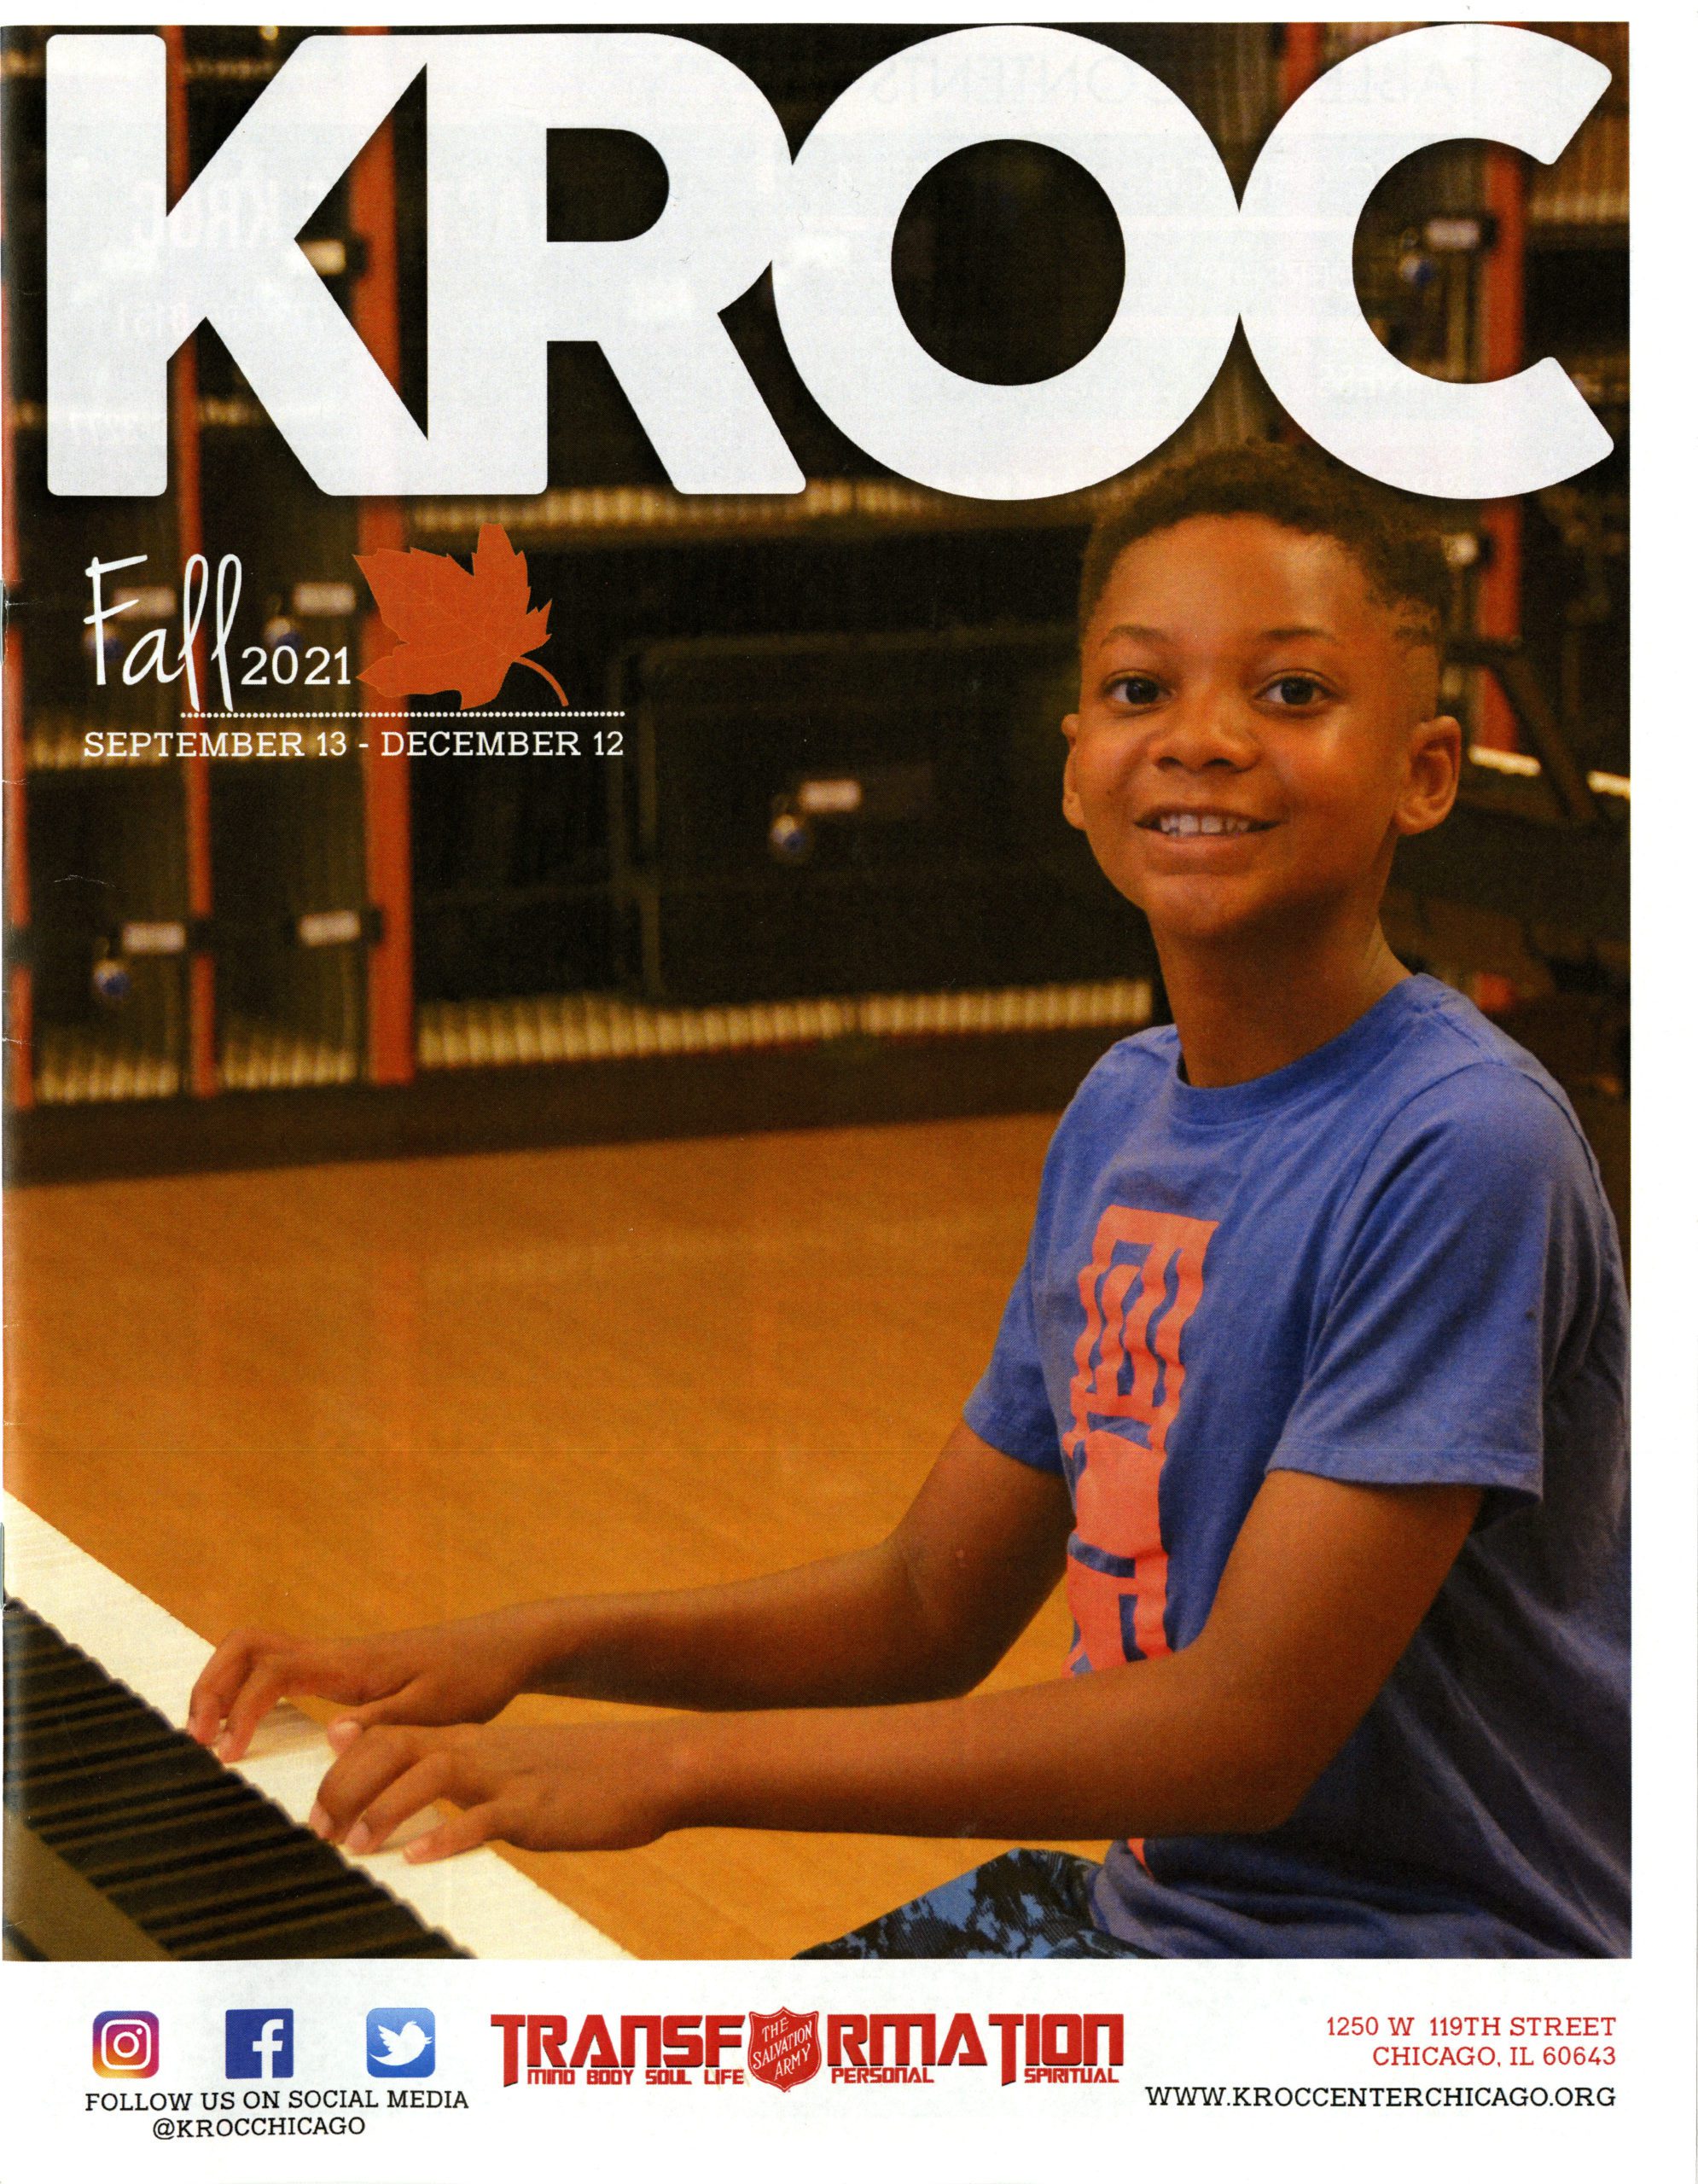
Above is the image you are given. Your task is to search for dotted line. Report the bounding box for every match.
[183,709,626,721]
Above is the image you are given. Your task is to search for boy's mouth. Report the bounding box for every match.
[1138,810,1275,839]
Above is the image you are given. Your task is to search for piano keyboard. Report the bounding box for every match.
[2,1496,628,1961]
[5,1598,466,1959]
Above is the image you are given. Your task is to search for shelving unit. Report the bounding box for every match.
[3,26,405,1113]
[3,24,1630,1198]
[3,17,189,1107]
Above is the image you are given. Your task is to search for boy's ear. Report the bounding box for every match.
[1060,712,1085,831]
[1395,713,1463,839]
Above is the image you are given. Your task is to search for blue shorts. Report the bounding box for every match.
[798,1850,1150,1960]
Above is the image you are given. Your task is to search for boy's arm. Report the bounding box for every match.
[307,1467,1481,1861]
[190,1425,1071,1757]
[526,1423,1073,1711]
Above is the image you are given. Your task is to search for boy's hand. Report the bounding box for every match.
[188,1613,543,1762]
[307,1718,683,1863]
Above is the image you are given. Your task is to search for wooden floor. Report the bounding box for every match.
[5,1112,1107,1959]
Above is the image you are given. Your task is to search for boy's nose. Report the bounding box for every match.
[1148,697,1258,770]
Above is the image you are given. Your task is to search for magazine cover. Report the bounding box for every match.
[2,12,1691,2181]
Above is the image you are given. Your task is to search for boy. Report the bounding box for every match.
[189,445,1628,1959]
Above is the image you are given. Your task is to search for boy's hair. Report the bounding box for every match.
[1078,440,1453,649]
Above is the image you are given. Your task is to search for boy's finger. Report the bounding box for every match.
[187,1632,268,1743]
[340,1753,454,1855]
[311,1726,427,1842]
[328,1684,430,1739]
[404,1801,503,1865]
[216,1664,296,1761]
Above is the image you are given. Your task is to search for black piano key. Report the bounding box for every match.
[74,1805,315,1889]
[41,1778,258,1856]
[10,1693,154,1742]
[5,1621,73,1666]
[4,1670,138,1723]
[6,1654,119,1701]
[11,1704,190,1763]
[137,1860,393,1937]
[17,1747,232,1827]
[22,1708,213,1773]
[3,1598,467,1959]
[7,1658,125,1706]
[25,1743,207,1805]
[8,1676,121,1719]
[147,1872,409,1951]
[183,1895,451,1960]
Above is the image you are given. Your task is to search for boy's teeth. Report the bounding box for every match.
[1158,812,1253,836]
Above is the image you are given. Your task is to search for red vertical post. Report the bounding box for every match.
[1472,140,1528,1009]
[1280,22,1322,107]
[348,26,414,1085]
[1275,28,1324,449]
[1475,145,1526,755]
[165,26,218,1095]
[2,95,33,1107]
[3,632,28,1110]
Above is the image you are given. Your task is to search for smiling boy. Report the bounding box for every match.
[191,445,1628,1959]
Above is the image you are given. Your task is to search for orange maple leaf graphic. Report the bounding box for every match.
[355,523,567,710]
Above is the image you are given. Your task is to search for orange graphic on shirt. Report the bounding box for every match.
[1062,1207,1216,1673]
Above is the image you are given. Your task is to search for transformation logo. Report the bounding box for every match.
[92,2012,159,2077]
[225,2010,294,2081]
[368,2007,435,2079]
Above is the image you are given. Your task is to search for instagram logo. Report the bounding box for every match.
[93,2013,159,2077]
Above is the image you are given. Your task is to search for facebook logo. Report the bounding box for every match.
[225,2009,294,2080]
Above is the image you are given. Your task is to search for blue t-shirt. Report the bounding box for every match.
[963,975,1628,1958]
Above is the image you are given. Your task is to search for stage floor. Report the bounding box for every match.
[5,1112,1106,1958]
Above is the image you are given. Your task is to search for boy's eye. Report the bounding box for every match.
[1262,674,1329,707]
[1106,674,1164,707]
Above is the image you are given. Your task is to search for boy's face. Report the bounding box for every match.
[1063,515,1460,952]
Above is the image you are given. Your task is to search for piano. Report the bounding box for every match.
[2,1496,629,1962]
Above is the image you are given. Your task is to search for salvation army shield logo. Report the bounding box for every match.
[747,2009,821,2091]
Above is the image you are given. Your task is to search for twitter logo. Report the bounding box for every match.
[366,2007,435,2079]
